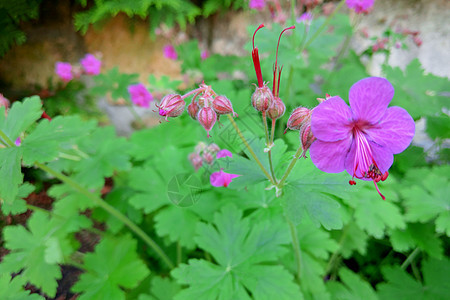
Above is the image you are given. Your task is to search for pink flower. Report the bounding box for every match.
[345,0,375,14]
[210,169,240,187]
[163,44,178,60]
[128,83,153,108]
[309,77,415,200]
[216,149,233,159]
[201,50,210,60]
[249,0,266,10]
[15,137,21,146]
[55,62,73,82]
[297,12,313,23]
[80,54,101,75]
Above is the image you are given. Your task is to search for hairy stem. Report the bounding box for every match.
[303,0,345,50]
[401,247,421,270]
[288,219,302,283]
[35,161,175,269]
[263,112,277,183]
[278,146,303,187]
[226,114,275,185]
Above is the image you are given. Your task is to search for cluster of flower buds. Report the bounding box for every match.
[188,142,233,171]
[285,94,332,157]
[159,83,237,137]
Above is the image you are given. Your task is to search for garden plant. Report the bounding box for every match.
[0,0,449,299]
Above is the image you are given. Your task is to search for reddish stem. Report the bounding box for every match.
[273,26,295,96]
[252,24,265,88]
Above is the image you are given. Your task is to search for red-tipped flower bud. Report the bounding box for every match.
[267,96,286,120]
[187,101,200,120]
[299,123,316,157]
[212,95,238,117]
[189,152,203,171]
[286,107,312,131]
[157,94,186,121]
[202,151,214,165]
[198,94,214,108]
[251,85,273,112]
[197,107,217,138]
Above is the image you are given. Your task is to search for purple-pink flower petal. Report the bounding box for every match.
[344,140,393,180]
[163,44,178,60]
[80,54,101,75]
[311,96,352,142]
[365,106,415,154]
[55,62,73,82]
[346,0,375,14]
[249,0,266,10]
[216,149,233,159]
[128,83,153,108]
[310,138,353,173]
[349,77,394,124]
[210,169,239,187]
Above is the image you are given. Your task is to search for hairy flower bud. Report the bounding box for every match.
[202,151,214,165]
[207,143,220,154]
[198,94,214,108]
[251,85,273,112]
[197,107,217,138]
[267,96,286,120]
[189,152,203,171]
[187,101,199,120]
[212,95,237,117]
[157,94,185,121]
[286,107,312,132]
[300,123,316,157]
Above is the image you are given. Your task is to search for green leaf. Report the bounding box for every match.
[138,276,181,300]
[400,166,450,236]
[377,258,450,300]
[72,235,150,300]
[74,127,131,189]
[172,205,301,299]
[297,218,339,260]
[22,116,96,165]
[327,268,378,300]
[338,222,368,258]
[0,273,44,300]
[426,113,450,139]
[389,223,443,258]
[0,211,78,298]
[154,205,200,250]
[282,160,350,230]
[1,182,33,215]
[0,96,42,141]
[0,147,23,207]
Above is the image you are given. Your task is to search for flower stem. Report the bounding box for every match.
[302,0,346,50]
[262,112,277,183]
[226,114,275,185]
[34,161,175,269]
[401,247,421,270]
[287,218,302,283]
[278,146,303,187]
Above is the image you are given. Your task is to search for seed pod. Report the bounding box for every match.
[251,85,273,112]
[187,101,200,120]
[267,96,286,120]
[286,107,311,132]
[157,94,186,121]
[197,107,217,138]
[212,95,237,117]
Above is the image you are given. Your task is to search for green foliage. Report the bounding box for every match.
[172,205,302,299]
[327,268,378,300]
[0,0,42,57]
[377,258,450,300]
[91,66,139,102]
[72,235,150,300]
[0,273,44,300]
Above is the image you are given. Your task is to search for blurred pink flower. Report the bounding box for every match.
[210,169,240,187]
[346,0,374,14]
[249,0,266,10]
[297,12,313,23]
[80,54,101,75]
[163,44,178,60]
[128,83,153,108]
[15,137,21,146]
[55,62,73,82]
[201,50,210,60]
[216,149,233,159]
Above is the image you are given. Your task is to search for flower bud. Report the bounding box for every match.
[197,107,217,138]
[251,85,273,112]
[202,151,214,165]
[267,96,286,120]
[157,94,186,121]
[286,107,311,132]
[212,95,237,117]
[187,101,199,120]
[189,153,203,171]
[299,123,316,157]
[198,94,214,108]
[207,143,220,154]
